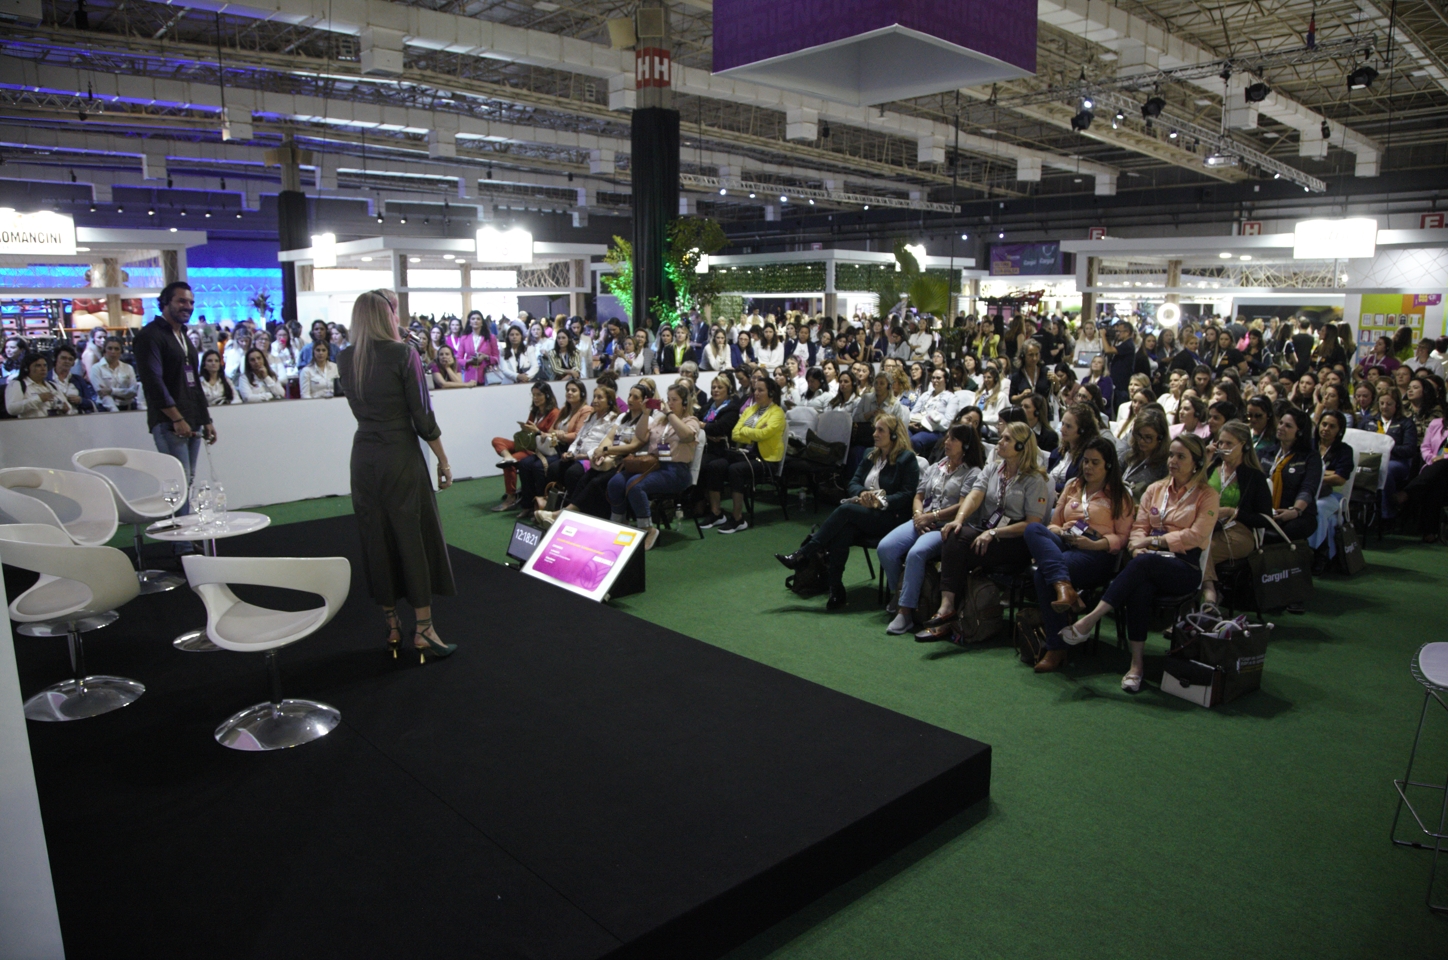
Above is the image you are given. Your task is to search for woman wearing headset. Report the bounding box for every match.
[916,422,1050,640]
[1058,433,1220,693]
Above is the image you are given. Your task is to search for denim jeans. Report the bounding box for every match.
[1382,460,1410,519]
[607,461,692,522]
[876,520,944,609]
[910,430,942,455]
[151,422,201,515]
[1023,522,1119,649]
[1309,492,1342,554]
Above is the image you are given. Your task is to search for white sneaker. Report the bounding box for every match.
[643,527,660,551]
[886,612,913,635]
[534,509,558,528]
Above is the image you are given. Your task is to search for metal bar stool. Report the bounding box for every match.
[1391,642,1448,914]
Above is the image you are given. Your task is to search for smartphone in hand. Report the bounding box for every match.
[645,398,663,411]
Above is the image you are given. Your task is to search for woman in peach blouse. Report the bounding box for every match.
[1022,436,1135,674]
[1058,433,1220,693]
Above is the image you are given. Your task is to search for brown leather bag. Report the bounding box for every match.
[622,454,659,475]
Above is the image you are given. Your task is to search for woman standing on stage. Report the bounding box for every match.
[338,289,458,662]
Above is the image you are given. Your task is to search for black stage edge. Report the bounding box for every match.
[8,516,991,960]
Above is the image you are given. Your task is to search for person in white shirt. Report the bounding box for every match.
[237,348,285,402]
[4,352,73,418]
[224,327,252,382]
[754,324,786,370]
[198,349,236,405]
[300,340,340,398]
[1406,338,1445,377]
[80,326,109,379]
[908,317,935,360]
[48,343,88,414]
[977,366,1010,424]
[497,325,538,383]
[91,336,141,411]
[909,367,960,453]
[269,326,300,381]
[702,328,733,372]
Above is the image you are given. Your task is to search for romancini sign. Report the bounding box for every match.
[0,209,77,257]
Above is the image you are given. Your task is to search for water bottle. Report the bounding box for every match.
[193,482,212,527]
[1148,506,1166,538]
[798,488,808,508]
[213,484,227,529]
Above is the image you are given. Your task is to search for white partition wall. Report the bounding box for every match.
[0,372,717,509]
[0,576,67,960]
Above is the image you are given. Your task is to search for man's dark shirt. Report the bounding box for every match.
[134,316,211,431]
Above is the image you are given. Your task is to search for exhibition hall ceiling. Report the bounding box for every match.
[0,0,1444,222]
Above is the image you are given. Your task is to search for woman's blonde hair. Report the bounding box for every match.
[1216,420,1263,473]
[1170,432,1215,487]
[999,421,1047,478]
[867,413,914,464]
[348,289,401,399]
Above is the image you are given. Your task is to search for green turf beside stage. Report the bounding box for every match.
[219,478,1448,959]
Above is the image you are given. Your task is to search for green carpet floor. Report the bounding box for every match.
[232,481,1448,959]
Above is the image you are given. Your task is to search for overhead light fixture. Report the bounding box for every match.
[1204,153,1239,168]
[1239,254,1252,261]
[409,256,421,263]
[719,188,727,195]
[1273,172,1282,179]
[399,216,408,224]
[863,204,869,210]
[179,208,187,217]
[780,195,788,203]
[235,211,243,219]
[1141,96,1166,120]
[204,210,212,218]
[377,214,384,223]
[169,227,177,232]
[443,253,455,260]
[1347,64,1378,90]
[1320,119,1331,140]
[1219,252,1233,259]
[1157,303,1181,327]
[1081,96,1094,111]
[361,256,373,262]
[1245,81,1271,103]
[1071,109,1094,132]
[820,121,831,138]
[961,233,969,240]
[75,246,90,253]
[1293,217,1377,259]
[475,225,534,263]
[310,232,337,268]
[998,231,1005,239]
[748,192,756,198]
[808,199,814,205]
[88,204,96,212]
[147,207,155,216]
[1168,129,1179,139]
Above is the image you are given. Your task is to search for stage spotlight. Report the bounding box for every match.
[718,188,727,195]
[1168,129,1179,139]
[748,192,756,198]
[998,231,1005,239]
[1141,96,1166,120]
[88,203,96,212]
[780,195,788,203]
[236,211,243,218]
[820,121,831,139]
[863,204,869,210]
[179,208,187,217]
[1245,81,1271,102]
[116,205,123,213]
[376,214,384,223]
[1071,109,1094,132]
[1347,64,1378,90]
[1274,172,1282,179]
[204,210,211,218]
[1081,96,1094,111]
[147,207,155,216]
[399,216,407,224]
[961,233,968,240]
[1321,119,1331,140]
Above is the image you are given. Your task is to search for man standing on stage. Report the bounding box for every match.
[135,281,216,509]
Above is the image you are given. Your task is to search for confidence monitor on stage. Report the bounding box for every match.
[520,511,644,602]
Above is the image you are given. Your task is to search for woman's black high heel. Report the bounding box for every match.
[414,617,456,663]
[383,607,402,659]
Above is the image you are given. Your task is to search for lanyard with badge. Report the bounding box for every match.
[985,467,1018,530]
[173,325,199,390]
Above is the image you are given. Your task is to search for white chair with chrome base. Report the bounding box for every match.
[0,524,144,722]
[0,468,119,548]
[72,447,189,594]
[182,555,349,751]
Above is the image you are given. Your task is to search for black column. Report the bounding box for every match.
[630,106,679,333]
[276,190,309,325]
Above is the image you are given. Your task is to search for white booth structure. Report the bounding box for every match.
[1062,223,1448,345]
[705,248,982,319]
[282,234,606,326]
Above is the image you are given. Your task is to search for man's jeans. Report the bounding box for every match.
[151,422,201,516]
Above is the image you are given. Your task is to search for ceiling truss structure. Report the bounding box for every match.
[0,0,1439,230]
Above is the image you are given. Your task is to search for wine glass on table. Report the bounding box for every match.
[162,480,182,529]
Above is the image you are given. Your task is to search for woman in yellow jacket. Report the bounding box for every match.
[700,376,787,533]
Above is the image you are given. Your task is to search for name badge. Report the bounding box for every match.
[657,444,671,457]
[184,367,198,387]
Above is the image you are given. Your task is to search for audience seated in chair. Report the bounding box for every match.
[775,414,920,610]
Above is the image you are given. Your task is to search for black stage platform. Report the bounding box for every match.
[8,516,990,959]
